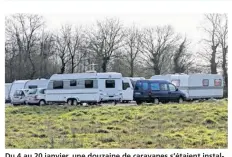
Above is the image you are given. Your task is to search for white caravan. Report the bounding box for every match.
[121,77,134,102]
[5,83,12,103]
[8,79,49,101]
[151,74,223,100]
[45,72,123,105]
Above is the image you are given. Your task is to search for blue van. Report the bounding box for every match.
[133,79,186,105]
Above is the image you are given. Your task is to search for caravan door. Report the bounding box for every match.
[122,78,133,102]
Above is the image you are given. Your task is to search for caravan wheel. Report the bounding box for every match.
[67,99,73,105]
[73,99,78,106]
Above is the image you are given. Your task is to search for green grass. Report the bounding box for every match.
[5,100,228,148]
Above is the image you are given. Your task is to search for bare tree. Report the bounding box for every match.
[173,37,193,73]
[55,26,69,74]
[123,26,143,77]
[5,14,45,79]
[64,25,87,73]
[88,18,125,72]
[200,14,221,74]
[142,25,180,75]
[39,30,55,77]
[216,14,228,97]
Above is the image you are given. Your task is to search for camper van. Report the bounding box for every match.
[5,83,12,103]
[45,72,123,105]
[121,77,134,102]
[8,80,29,102]
[8,79,49,102]
[151,74,224,100]
[133,79,186,104]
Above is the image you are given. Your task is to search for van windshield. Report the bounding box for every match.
[14,90,23,96]
[28,89,37,95]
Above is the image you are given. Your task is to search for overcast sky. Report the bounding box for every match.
[43,13,205,54]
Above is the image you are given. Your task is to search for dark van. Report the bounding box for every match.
[133,79,186,105]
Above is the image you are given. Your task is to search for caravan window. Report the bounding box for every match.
[53,81,63,89]
[202,79,209,86]
[214,79,222,86]
[70,80,77,86]
[85,80,93,88]
[105,80,115,88]
[171,79,180,87]
[123,82,130,90]
[28,85,38,89]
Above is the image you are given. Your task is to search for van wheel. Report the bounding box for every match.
[178,97,184,104]
[154,98,159,104]
[67,99,73,105]
[136,101,142,105]
[39,100,46,106]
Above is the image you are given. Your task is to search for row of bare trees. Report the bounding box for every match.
[199,14,228,96]
[5,14,228,97]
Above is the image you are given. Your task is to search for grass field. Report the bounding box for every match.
[5,100,228,149]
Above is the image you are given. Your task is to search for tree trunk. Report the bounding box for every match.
[71,56,74,73]
[154,66,161,75]
[102,57,109,72]
[210,46,218,74]
[60,61,65,74]
[222,47,228,97]
[130,61,134,77]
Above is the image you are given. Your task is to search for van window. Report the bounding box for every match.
[85,80,93,88]
[28,89,37,95]
[53,81,63,89]
[214,79,222,86]
[202,79,209,86]
[39,89,46,94]
[123,82,130,90]
[14,90,23,96]
[171,79,180,87]
[142,82,148,90]
[70,80,76,86]
[160,84,168,91]
[106,80,115,88]
[151,82,160,91]
[28,85,37,89]
[135,82,141,90]
[169,84,176,92]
